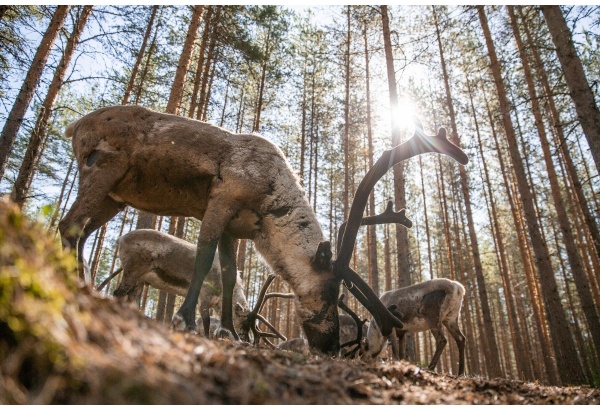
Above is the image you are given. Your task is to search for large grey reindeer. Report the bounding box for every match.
[59,105,467,355]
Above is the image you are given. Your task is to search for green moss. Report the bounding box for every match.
[0,198,83,398]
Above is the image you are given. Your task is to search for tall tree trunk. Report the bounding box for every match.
[198,7,220,121]
[123,5,158,105]
[48,157,75,230]
[188,6,212,118]
[380,5,410,289]
[478,6,585,385]
[519,6,600,268]
[433,6,502,376]
[0,5,70,182]
[363,19,379,297]
[166,5,205,115]
[11,5,93,208]
[474,98,533,380]
[343,5,351,220]
[253,16,272,132]
[540,5,600,173]
[509,5,600,369]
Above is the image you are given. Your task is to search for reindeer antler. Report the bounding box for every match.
[240,273,294,346]
[333,117,469,338]
[336,200,412,255]
[338,294,367,359]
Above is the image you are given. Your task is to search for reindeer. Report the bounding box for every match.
[361,278,466,376]
[100,229,249,337]
[59,105,468,355]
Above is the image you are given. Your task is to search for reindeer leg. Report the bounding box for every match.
[428,324,447,372]
[444,319,466,376]
[199,298,211,337]
[172,202,237,332]
[391,329,405,361]
[217,232,240,340]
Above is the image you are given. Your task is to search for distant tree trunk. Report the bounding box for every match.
[433,5,502,377]
[381,5,416,361]
[48,157,75,230]
[0,5,70,182]
[363,19,379,297]
[134,11,162,105]
[188,9,210,117]
[540,5,600,173]
[166,5,205,115]
[11,5,93,208]
[482,84,557,385]
[253,18,272,132]
[419,157,433,280]
[343,6,351,220]
[123,6,158,105]
[509,5,600,370]
[198,7,220,121]
[518,6,600,269]
[478,5,585,386]
[470,77,532,380]
[380,6,410,290]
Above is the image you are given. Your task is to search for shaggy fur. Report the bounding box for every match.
[112,229,248,336]
[363,278,466,376]
[59,105,340,354]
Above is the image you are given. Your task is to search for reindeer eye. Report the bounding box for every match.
[86,150,100,167]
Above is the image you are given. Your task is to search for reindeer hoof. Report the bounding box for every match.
[171,314,197,333]
[213,327,235,341]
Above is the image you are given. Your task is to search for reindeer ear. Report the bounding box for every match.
[235,302,248,316]
[387,304,403,320]
[312,241,332,270]
[437,127,447,139]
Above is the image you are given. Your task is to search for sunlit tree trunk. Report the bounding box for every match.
[166,5,205,115]
[509,5,600,370]
[123,6,158,105]
[480,78,559,385]
[11,6,93,208]
[540,5,600,173]
[0,5,70,182]
[478,6,585,385]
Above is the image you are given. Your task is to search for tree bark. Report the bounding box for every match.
[166,5,205,115]
[478,5,585,385]
[122,6,158,105]
[11,5,93,208]
[509,5,600,370]
[363,18,379,297]
[433,5,502,376]
[380,5,410,289]
[540,5,600,173]
[0,5,70,182]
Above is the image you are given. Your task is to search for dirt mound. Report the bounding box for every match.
[1,198,598,404]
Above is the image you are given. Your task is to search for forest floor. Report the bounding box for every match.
[1,198,600,405]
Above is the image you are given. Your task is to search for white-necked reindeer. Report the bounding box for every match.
[361,278,466,376]
[103,229,249,337]
[59,105,468,355]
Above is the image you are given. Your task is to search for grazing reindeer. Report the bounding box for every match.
[106,229,249,337]
[361,278,466,376]
[59,105,467,354]
[277,315,367,356]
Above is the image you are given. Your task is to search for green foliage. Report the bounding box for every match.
[0,197,84,402]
